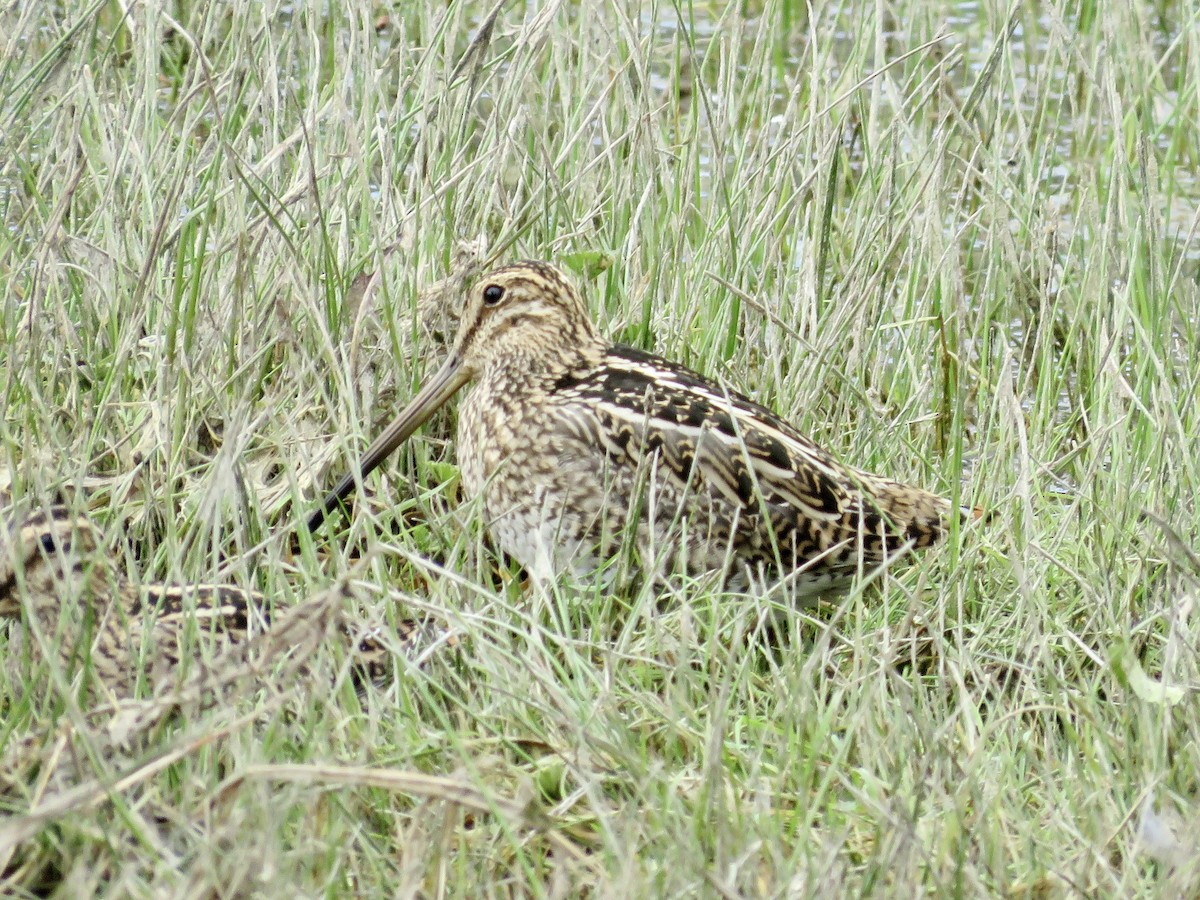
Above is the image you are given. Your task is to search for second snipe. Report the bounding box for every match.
[309,261,962,597]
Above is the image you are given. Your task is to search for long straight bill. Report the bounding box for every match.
[306,356,470,532]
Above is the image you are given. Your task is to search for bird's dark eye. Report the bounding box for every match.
[482,285,505,306]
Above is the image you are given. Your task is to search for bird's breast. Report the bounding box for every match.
[455,378,564,499]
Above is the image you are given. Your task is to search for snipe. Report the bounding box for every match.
[308,261,961,596]
[0,507,445,697]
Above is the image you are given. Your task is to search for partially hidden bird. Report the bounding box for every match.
[308,261,963,597]
[0,507,446,698]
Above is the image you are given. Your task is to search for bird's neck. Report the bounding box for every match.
[478,336,610,392]
[18,565,113,632]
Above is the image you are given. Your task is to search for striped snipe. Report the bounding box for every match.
[308,261,962,596]
[0,507,445,697]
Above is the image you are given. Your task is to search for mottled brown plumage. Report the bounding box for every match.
[309,261,958,596]
[0,508,446,698]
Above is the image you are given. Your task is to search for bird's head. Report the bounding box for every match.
[0,508,104,622]
[307,261,603,531]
